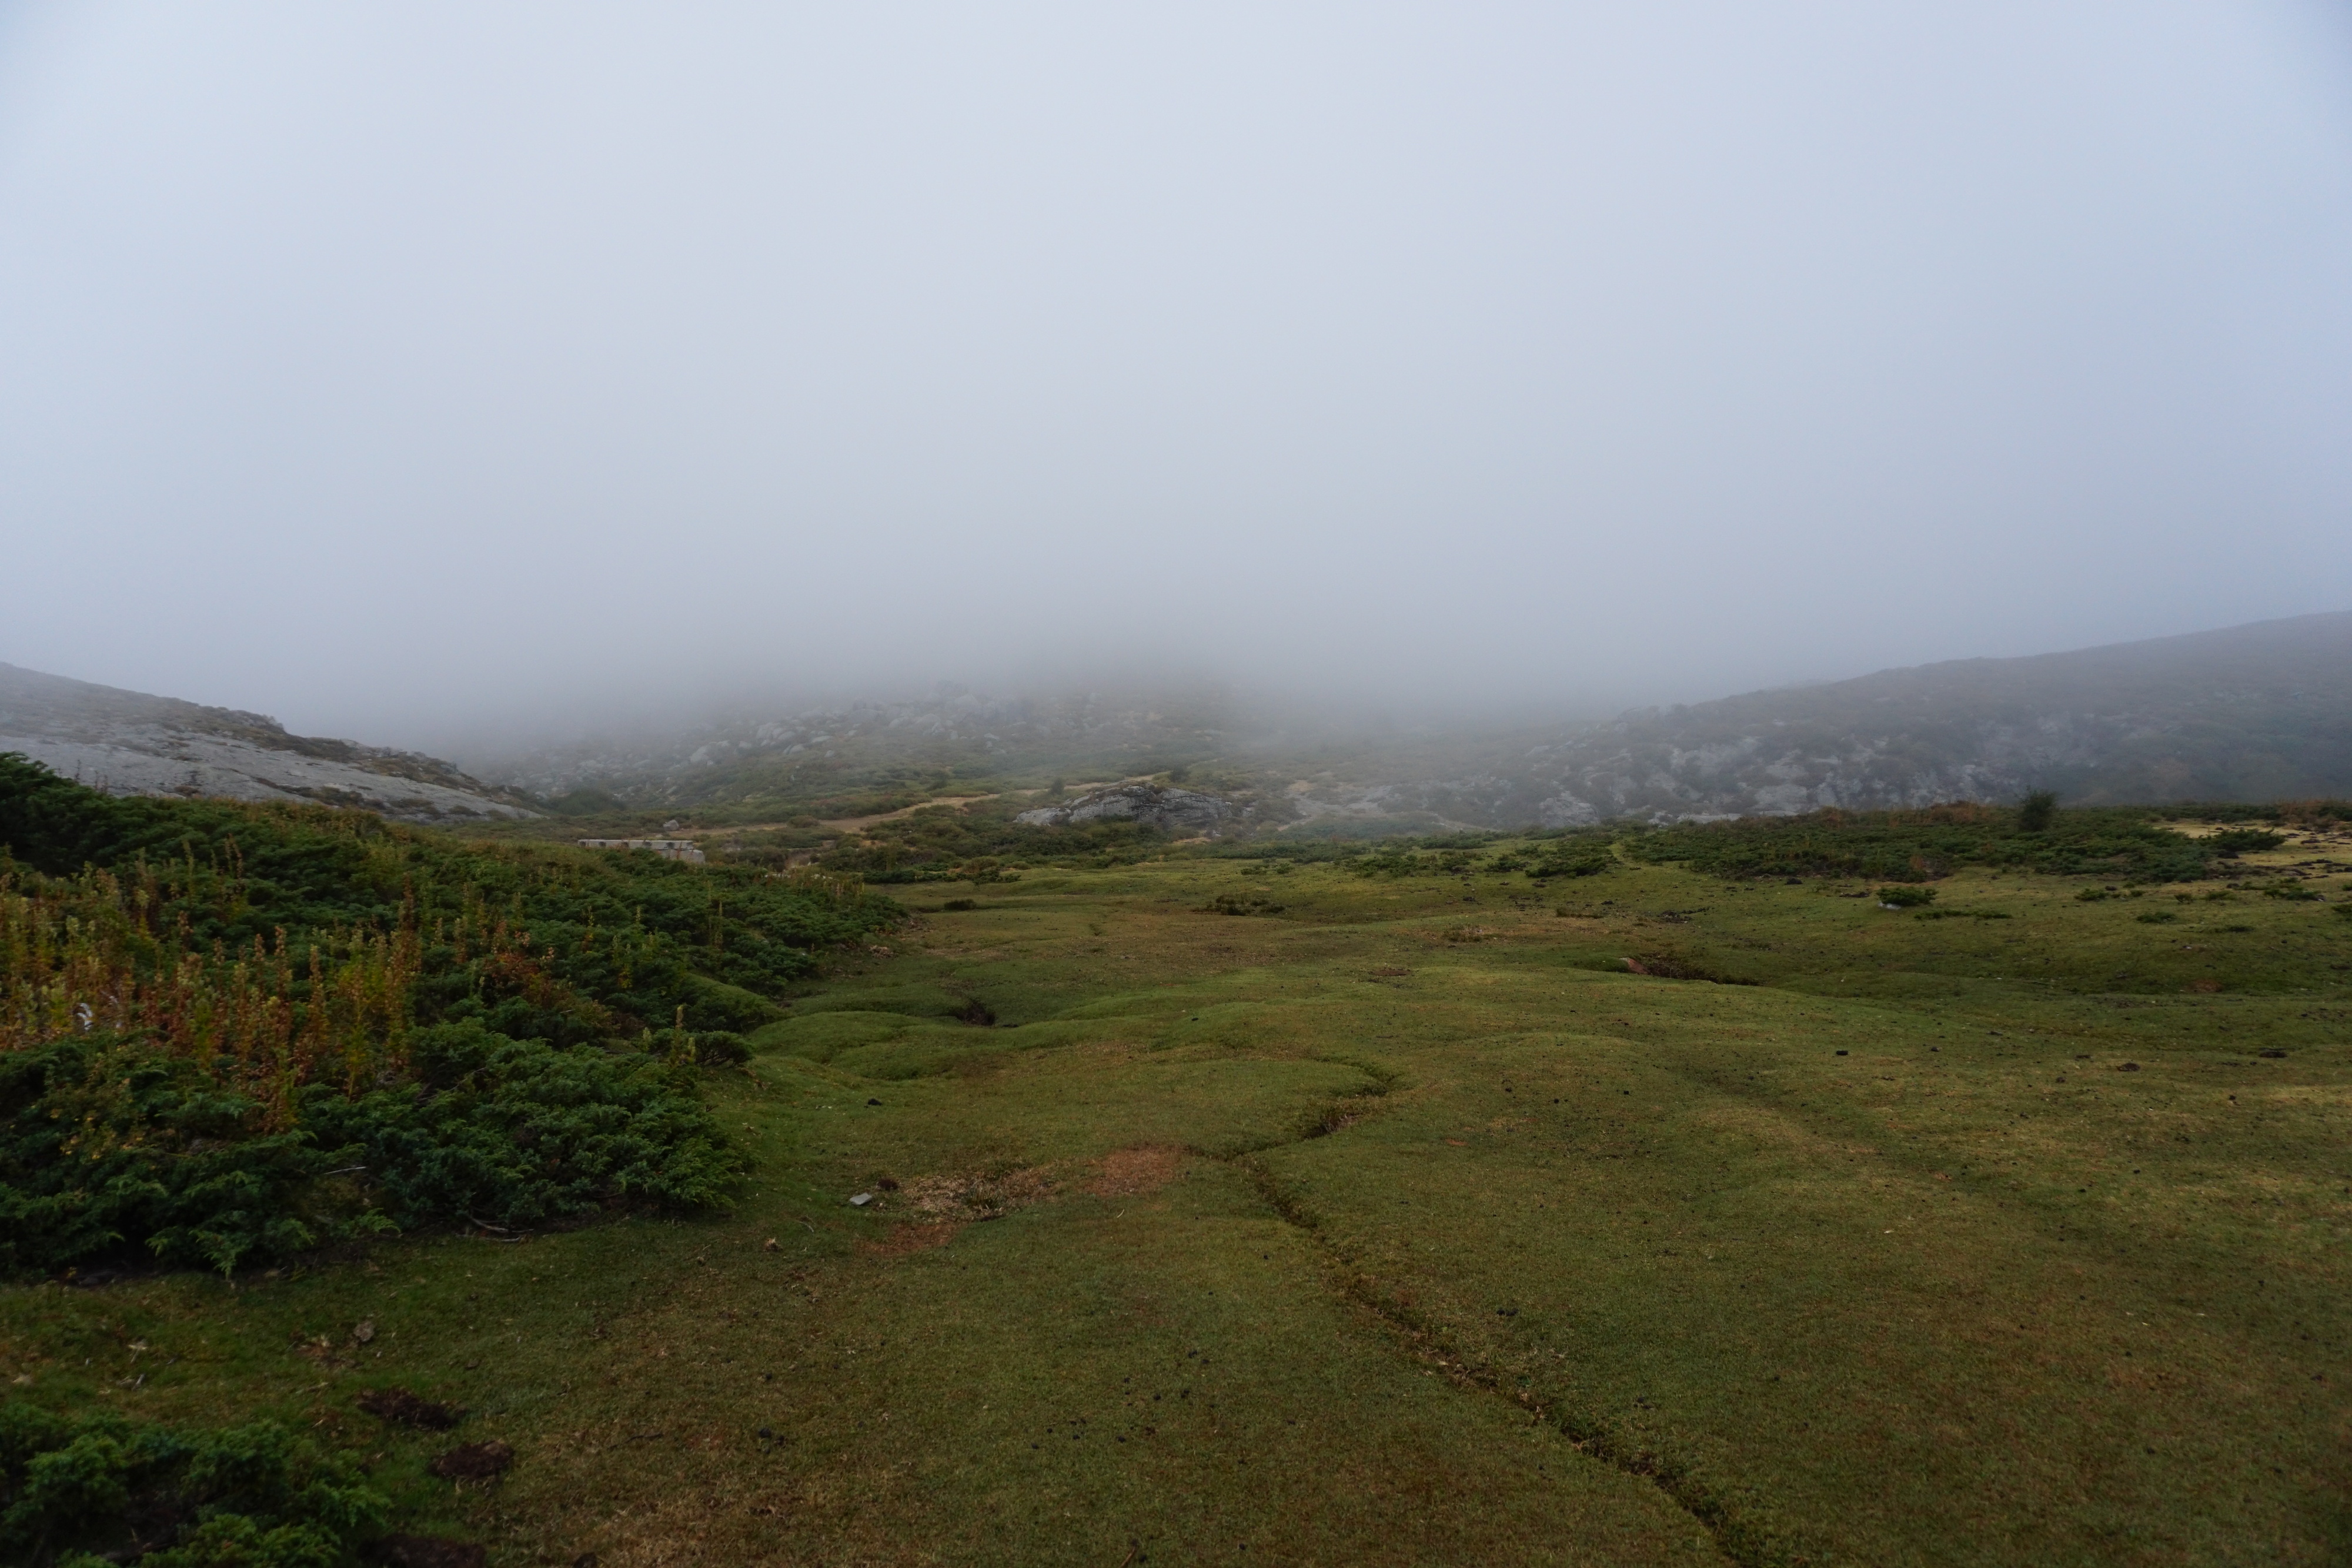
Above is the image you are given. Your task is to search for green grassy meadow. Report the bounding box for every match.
[6,835,2350,1564]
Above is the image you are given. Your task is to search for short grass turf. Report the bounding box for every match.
[6,844,2350,1565]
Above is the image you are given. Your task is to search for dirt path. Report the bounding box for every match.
[820,793,1003,834]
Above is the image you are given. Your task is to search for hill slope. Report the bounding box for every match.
[465,611,2352,835]
[1252,611,2352,830]
[1506,611,2352,822]
[0,662,534,822]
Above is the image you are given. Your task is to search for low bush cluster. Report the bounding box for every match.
[0,1402,386,1567]
[1,1011,744,1281]
[813,797,1180,881]
[1201,893,1285,917]
[1527,841,1615,879]
[1625,803,2271,884]
[0,756,896,1276]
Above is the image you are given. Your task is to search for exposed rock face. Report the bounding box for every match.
[1014,783,1235,835]
[1514,611,2352,819]
[0,663,534,823]
[1264,612,2352,828]
[475,685,1240,806]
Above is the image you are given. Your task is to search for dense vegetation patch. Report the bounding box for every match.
[2163,798,2352,826]
[0,756,898,1275]
[811,796,1180,880]
[0,1401,386,1567]
[1619,803,2275,884]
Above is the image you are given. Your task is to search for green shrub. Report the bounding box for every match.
[301,1022,743,1233]
[2134,910,2179,924]
[0,760,884,1276]
[1202,893,1284,917]
[2210,829,2288,857]
[0,1403,386,1567]
[690,1030,751,1068]
[1625,804,2246,884]
[0,754,898,1045]
[1529,844,1614,879]
[2018,791,2057,833]
[0,1024,744,1276]
[0,1039,343,1278]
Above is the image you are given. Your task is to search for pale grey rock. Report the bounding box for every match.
[1014,783,1235,836]
[0,662,533,822]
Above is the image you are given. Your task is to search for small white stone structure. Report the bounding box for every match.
[577,838,706,864]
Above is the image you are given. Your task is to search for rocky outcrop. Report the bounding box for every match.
[1261,613,2352,828]
[0,663,535,823]
[1014,783,1235,836]
[1501,611,2352,821]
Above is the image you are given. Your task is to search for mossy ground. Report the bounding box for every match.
[6,840,2348,1564]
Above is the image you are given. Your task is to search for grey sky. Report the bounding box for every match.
[4,3,2350,750]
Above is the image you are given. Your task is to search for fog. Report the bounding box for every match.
[4,3,2350,755]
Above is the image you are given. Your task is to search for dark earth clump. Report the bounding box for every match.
[365,1534,488,1568]
[428,1440,515,1482]
[358,1386,466,1430]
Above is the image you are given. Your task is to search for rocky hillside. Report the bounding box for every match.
[1311,611,2352,827]
[0,663,534,823]
[474,686,1240,814]
[1013,782,1238,836]
[462,612,2352,833]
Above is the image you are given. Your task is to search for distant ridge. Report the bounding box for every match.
[460,613,2352,831]
[0,663,534,822]
[1504,611,2352,822]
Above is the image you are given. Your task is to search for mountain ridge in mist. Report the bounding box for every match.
[0,662,533,823]
[466,610,2352,828]
[1493,609,2352,824]
[6,611,2347,833]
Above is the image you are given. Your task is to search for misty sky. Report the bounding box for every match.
[4,3,2350,750]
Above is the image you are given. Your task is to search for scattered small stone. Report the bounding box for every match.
[2118,1062,2141,1072]
[867,1098,883,1106]
[850,1192,874,1207]
[761,1238,780,1252]
[428,1440,514,1482]
[352,1320,376,1344]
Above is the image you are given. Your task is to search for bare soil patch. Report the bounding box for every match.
[898,1166,1061,1221]
[858,1222,963,1257]
[1087,1145,1185,1198]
